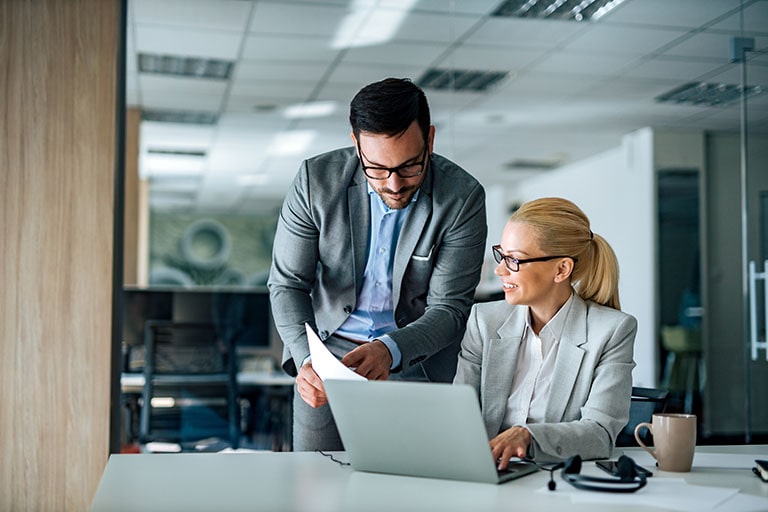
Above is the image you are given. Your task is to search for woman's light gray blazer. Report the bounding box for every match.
[453,294,637,463]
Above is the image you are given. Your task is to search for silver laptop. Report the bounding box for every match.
[324,379,540,484]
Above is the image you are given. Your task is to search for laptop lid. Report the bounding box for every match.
[324,379,538,484]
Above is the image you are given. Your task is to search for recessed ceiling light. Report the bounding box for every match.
[142,109,219,125]
[492,0,626,22]
[253,104,277,113]
[504,158,561,171]
[332,0,417,49]
[147,148,207,157]
[267,131,316,156]
[138,53,234,80]
[284,101,337,119]
[142,153,206,178]
[656,82,763,107]
[419,69,509,92]
[237,174,270,187]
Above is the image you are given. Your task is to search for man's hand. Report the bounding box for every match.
[341,340,392,380]
[490,426,532,470]
[296,362,327,407]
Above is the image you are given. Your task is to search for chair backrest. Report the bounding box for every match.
[139,320,239,450]
[615,386,669,447]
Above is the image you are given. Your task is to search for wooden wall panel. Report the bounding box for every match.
[124,108,140,286]
[0,0,120,510]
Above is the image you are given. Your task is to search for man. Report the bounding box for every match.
[268,77,487,451]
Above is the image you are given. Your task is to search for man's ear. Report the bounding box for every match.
[350,131,357,147]
[553,257,574,283]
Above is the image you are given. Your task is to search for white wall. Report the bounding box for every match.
[509,128,657,387]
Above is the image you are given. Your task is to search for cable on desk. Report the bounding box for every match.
[316,449,351,466]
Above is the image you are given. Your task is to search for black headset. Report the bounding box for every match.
[544,455,647,493]
[562,454,648,493]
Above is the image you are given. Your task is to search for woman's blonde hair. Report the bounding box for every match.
[510,197,621,310]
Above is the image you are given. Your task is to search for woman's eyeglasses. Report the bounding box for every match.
[492,244,575,272]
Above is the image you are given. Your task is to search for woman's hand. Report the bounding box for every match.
[490,426,532,470]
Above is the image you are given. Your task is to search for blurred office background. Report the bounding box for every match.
[3,1,768,509]
[121,0,768,449]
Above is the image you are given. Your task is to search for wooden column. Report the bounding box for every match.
[124,108,141,286]
[0,0,121,510]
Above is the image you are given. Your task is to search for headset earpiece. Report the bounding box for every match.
[616,455,637,482]
[560,454,647,493]
[563,455,582,475]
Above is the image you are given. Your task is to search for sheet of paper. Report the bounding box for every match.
[306,323,366,381]
[629,450,761,470]
[566,478,739,511]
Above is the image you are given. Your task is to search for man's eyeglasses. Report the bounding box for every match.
[357,144,428,180]
[492,244,575,272]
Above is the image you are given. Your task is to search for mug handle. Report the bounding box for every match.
[634,422,656,459]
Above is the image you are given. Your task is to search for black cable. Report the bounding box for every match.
[316,449,351,466]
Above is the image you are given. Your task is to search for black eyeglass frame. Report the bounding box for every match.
[492,244,575,272]
[356,144,429,180]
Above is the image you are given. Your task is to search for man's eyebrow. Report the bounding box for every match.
[365,149,423,168]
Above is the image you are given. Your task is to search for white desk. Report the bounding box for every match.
[91,445,768,512]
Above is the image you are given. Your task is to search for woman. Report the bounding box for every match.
[454,197,636,466]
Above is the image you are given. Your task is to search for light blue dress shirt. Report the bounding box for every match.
[334,183,419,369]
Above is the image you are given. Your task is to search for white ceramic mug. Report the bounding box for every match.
[634,413,696,472]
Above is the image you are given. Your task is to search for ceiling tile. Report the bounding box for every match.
[235,61,330,83]
[703,60,768,85]
[464,17,587,49]
[324,62,425,86]
[390,11,479,44]
[241,34,341,64]
[604,0,742,29]
[438,44,548,71]
[134,25,243,60]
[564,24,689,56]
[623,56,732,81]
[708,0,768,33]
[663,31,768,60]
[531,51,636,77]
[405,0,499,16]
[340,41,446,66]
[228,80,319,100]
[249,2,347,37]
[132,0,252,31]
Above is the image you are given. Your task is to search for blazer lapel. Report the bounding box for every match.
[348,175,370,294]
[546,296,588,422]
[483,307,527,435]
[392,171,433,303]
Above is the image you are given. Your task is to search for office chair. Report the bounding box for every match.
[138,320,241,451]
[615,386,669,447]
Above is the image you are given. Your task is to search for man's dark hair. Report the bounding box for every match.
[349,77,431,143]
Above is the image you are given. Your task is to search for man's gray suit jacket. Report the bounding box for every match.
[454,295,637,463]
[268,147,487,382]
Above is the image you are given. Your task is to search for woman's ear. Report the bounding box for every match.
[553,257,574,283]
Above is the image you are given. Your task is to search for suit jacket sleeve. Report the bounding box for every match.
[388,180,487,380]
[267,159,320,375]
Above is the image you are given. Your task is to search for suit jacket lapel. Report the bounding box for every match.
[484,307,527,435]
[546,296,588,422]
[392,169,434,303]
[348,174,370,294]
